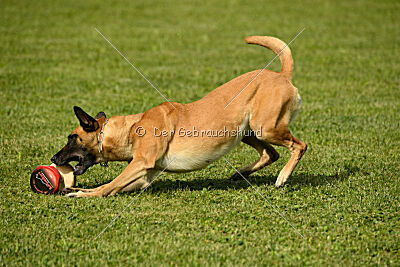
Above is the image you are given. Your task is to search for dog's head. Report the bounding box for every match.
[51,106,107,176]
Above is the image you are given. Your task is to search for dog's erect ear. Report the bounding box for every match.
[94,112,106,119]
[73,106,99,132]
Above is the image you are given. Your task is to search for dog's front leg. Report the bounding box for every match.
[120,170,161,192]
[66,158,153,198]
[63,184,107,193]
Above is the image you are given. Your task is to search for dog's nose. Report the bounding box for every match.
[51,155,57,164]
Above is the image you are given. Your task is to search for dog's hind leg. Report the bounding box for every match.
[274,134,307,187]
[229,135,279,180]
[255,127,307,187]
[249,83,307,187]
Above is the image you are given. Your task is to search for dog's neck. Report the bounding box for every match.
[100,113,144,162]
[97,118,109,166]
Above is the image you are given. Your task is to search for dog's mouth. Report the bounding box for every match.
[60,155,88,176]
[70,156,85,175]
[52,147,98,176]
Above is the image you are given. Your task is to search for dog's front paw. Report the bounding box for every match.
[66,190,104,198]
[61,187,75,194]
[66,191,85,198]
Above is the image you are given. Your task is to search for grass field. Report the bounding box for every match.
[1,0,399,265]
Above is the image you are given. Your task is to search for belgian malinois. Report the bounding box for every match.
[51,36,307,197]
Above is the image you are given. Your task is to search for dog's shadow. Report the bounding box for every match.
[78,164,358,195]
[144,164,358,194]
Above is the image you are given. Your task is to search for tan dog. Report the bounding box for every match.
[51,36,307,197]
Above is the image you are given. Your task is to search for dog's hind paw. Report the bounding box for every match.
[229,171,250,181]
[275,179,287,188]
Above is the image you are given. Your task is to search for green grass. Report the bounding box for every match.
[1,0,399,265]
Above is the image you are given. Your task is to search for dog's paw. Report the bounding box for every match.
[66,190,104,198]
[61,187,74,194]
[275,179,287,188]
[229,171,250,181]
[66,191,85,198]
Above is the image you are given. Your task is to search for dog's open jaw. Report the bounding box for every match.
[70,154,97,176]
[52,152,94,176]
[69,155,85,175]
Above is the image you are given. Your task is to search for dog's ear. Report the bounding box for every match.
[94,112,106,119]
[73,106,99,132]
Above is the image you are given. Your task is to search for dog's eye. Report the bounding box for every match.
[68,134,77,140]
[67,134,78,144]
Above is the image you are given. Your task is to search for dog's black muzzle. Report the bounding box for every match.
[51,148,95,176]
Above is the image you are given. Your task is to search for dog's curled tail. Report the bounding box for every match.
[245,36,293,80]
